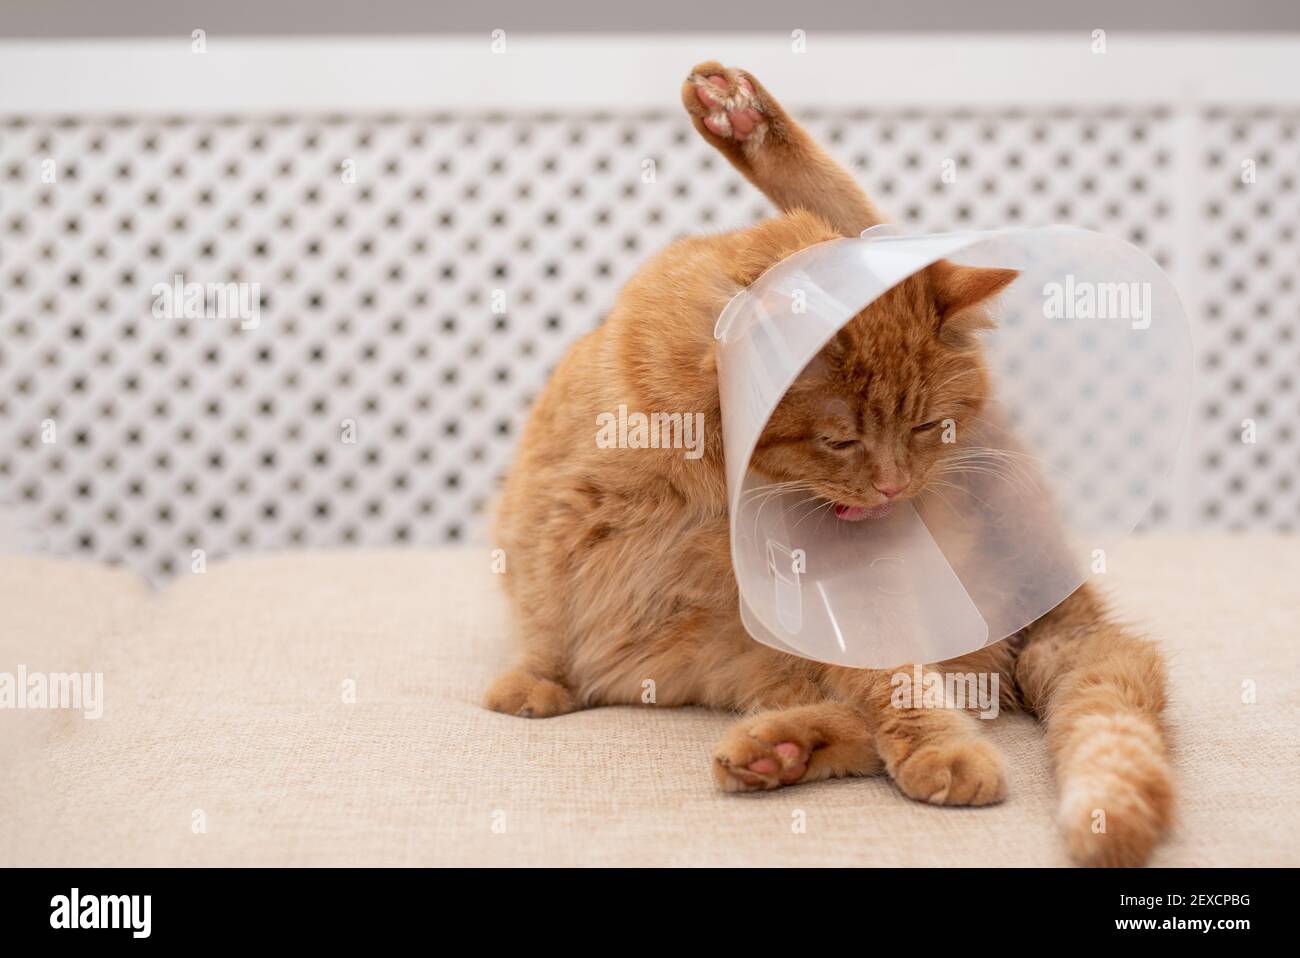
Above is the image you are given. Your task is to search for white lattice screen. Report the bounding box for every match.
[1194,108,1300,531]
[1,97,1296,581]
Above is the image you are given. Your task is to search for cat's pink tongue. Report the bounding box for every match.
[834,502,894,521]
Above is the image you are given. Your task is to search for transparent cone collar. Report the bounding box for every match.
[715,226,1192,668]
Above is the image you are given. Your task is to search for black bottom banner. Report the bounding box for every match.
[0,866,1284,944]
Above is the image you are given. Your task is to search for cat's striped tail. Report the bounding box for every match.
[1017,589,1175,867]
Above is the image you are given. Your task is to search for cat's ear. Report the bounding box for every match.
[928,261,1019,346]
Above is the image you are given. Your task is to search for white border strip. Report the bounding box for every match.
[1,34,1299,114]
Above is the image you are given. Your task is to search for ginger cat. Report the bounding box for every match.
[487,62,1173,867]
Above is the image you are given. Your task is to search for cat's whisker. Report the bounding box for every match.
[939,446,1046,474]
[933,462,1041,498]
[918,482,959,515]
[742,479,817,497]
[741,481,820,508]
[924,475,999,512]
[778,492,828,522]
[794,498,837,533]
[943,445,1045,468]
[743,482,823,541]
[935,462,1029,483]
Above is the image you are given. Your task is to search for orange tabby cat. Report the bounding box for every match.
[487,62,1173,867]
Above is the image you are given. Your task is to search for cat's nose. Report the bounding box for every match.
[873,481,906,499]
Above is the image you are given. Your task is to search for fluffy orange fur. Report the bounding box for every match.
[487,62,1173,867]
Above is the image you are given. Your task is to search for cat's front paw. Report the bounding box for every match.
[892,737,1008,807]
[712,718,813,792]
[682,61,767,145]
[483,669,576,718]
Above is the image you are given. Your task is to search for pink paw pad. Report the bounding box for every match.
[746,742,807,783]
[694,75,763,142]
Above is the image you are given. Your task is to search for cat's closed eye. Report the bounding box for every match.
[820,437,862,451]
[912,420,941,433]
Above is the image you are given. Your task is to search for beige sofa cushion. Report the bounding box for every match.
[1,536,1297,866]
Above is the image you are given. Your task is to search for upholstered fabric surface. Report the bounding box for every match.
[1,536,1297,867]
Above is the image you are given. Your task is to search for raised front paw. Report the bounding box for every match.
[892,737,1008,807]
[682,61,767,144]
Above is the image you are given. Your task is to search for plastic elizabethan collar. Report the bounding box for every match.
[715,226,1193,668]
